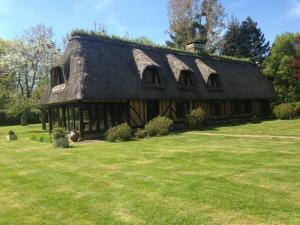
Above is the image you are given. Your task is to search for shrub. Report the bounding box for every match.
[52,126,68,140]
[144,116,173,137]
[186,108,205,129]
[135,128,147,139]
[8,131,15,136]
[0,110,40,126]
[6,131,17,141]
[273,103,297,119]
[293,102,300,115]
[105,123,132,142]
[250,115,260,124]
[31,135,52,143]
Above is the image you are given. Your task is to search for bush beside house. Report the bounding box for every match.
[105,123,132,142]
[273,102,300,119]
[144,116,173,137]
[186,108,205,129]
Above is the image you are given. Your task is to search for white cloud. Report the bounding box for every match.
[74,0,112,13]
[289,1,300,17]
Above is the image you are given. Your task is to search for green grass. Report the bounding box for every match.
[0,120,299,225]
[202,119,300,137]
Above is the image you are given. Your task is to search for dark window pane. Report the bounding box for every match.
[147,101,159,121]
[176,101,190,120]
[179,71,193,87]
[143,67,160,85]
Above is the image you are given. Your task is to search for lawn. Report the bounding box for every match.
[0,120,299,225]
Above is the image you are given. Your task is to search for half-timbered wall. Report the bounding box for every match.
[48,99,271,137]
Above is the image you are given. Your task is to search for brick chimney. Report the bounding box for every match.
[185,41,206,53]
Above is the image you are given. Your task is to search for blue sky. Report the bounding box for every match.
[0,0,300,48]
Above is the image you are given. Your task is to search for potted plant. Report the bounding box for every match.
[7,131,17,141]
[69,130,80,142]
[51,126,69,148]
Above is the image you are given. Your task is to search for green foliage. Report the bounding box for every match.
[222,17,241,57]
[273,103,297,119]
[0,110,40,126]
[8,131,15,136]
[294,102,300,114]
[133,36,156,46]
[134,128,147,139]
[249,115,260,124]
[105,123,132,142]
[31,135,52,143]
[186,108,206,129]
[144,116,173,137]
[52,126,68,140]
[263,33,300,103]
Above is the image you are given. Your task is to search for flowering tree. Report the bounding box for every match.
[1,24,60,124]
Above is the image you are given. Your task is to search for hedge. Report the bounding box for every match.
[0,110,40,126]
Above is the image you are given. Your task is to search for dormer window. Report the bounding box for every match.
[50,66,65,88]
[178,70,194,87]
[142,66,161,86]
[207,73,221,89]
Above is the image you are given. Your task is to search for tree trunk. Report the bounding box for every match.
[41,109,47,130]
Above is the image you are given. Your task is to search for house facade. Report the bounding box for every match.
[41,33,276,138]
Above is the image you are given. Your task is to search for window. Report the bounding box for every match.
[50,67,65,87]
[178,71,193,87]
[207,73,221,89]
[147,101,159,122]
[176,101,190,121]
[142,67,161,85]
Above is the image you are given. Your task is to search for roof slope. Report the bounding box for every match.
[41,33,276,104]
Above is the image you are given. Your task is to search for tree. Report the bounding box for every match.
[238,17,270,63]
[167,0,225,52]
[201,0,226,52]
[3,24,60,123]
[263,33,300,103]
[292,36,300,83]
[222,16,240,56]
[0,39,15,109]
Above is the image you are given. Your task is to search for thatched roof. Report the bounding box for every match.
[41,33,276,105]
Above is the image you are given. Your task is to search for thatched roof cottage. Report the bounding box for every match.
[41,32,276,138]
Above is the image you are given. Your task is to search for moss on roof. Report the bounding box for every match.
[71,29,252,64]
